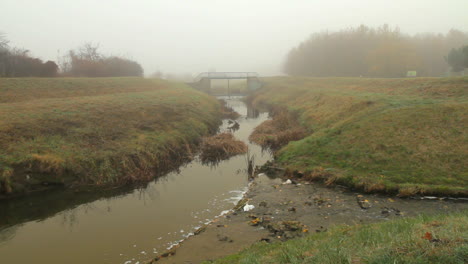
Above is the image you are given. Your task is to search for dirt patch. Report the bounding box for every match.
[199,133,248,165]
[249,112,306,150]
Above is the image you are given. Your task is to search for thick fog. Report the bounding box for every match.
[1,0,467,76]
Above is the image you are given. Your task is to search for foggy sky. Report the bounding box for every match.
[1,0,467,76]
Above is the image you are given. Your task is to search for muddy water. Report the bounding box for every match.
[0,97,272,264]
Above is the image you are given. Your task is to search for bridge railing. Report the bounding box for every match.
[194,72,259,82]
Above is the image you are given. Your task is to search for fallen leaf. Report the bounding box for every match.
[422,232,432,240]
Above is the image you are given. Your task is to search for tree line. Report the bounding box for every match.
[446,45,468,72]
[284,25,468,77]
[0,34,143,78]
[1,34,58,77]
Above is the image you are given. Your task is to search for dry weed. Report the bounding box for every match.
[200,133,247,164]
[249,111,306,149]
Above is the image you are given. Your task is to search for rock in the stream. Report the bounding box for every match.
[356,196,372,209]
[266,221,308,241]
[217,234,233,242]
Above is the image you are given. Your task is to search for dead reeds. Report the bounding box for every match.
[249,111,307,150]
[200,133,248,164]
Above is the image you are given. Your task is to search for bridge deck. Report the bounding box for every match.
[194,72,258,81]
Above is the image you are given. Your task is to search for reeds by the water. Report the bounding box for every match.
[199,133,248,164]
[249,112,306,150]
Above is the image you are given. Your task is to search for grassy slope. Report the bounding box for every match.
[209,211,468,264]
[0,77,221,195]
[251,77,467,196]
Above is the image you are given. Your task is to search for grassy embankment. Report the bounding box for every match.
[0,77,222,196]
[209,211,468,264]
[250,77,467,197]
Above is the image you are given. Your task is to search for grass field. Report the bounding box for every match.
[0,77,222,196]
[250,77,468,196]
[209,211,468,264]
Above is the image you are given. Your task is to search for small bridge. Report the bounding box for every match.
[188,72,263,94]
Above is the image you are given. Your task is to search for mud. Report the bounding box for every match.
[153,174,468,263]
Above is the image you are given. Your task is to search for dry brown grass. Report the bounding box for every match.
[0,77,164,103]
[200,133,247,164]
[249,112,307,149]
[249,76,468,197]
[0,78,222,197]
[219,99,241,119]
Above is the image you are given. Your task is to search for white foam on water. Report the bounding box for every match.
[132,185,253,263]
[224,187,249,204]
[220,210,231,216]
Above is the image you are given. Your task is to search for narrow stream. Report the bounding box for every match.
[0,97,271,264]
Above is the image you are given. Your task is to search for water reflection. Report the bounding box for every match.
[0,185,136,231]
[0,97,272,264]
[0,225,19,244]
[246,104,260,119]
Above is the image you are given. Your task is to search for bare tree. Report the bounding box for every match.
[63,43,143,77]
[0,32,9,49]
[0,32,10,76]
[77,42,101,61]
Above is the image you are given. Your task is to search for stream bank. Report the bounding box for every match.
[0,79,223,198]
[246,77,468,197]
[152,85,468,263]
[152,173,468,264]
[0,97,270,264]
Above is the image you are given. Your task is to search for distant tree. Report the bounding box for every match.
[64,43,143,77]
[77,42,101,61]
[462,45,468,68]
[446,46,467,72]
[0,33,10,76]
[0,32,8,49]
[367,40,421,77]
[284,25,468,77]
[0,43,58,77]
[102,56,143,77]
[41,61,59,77]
